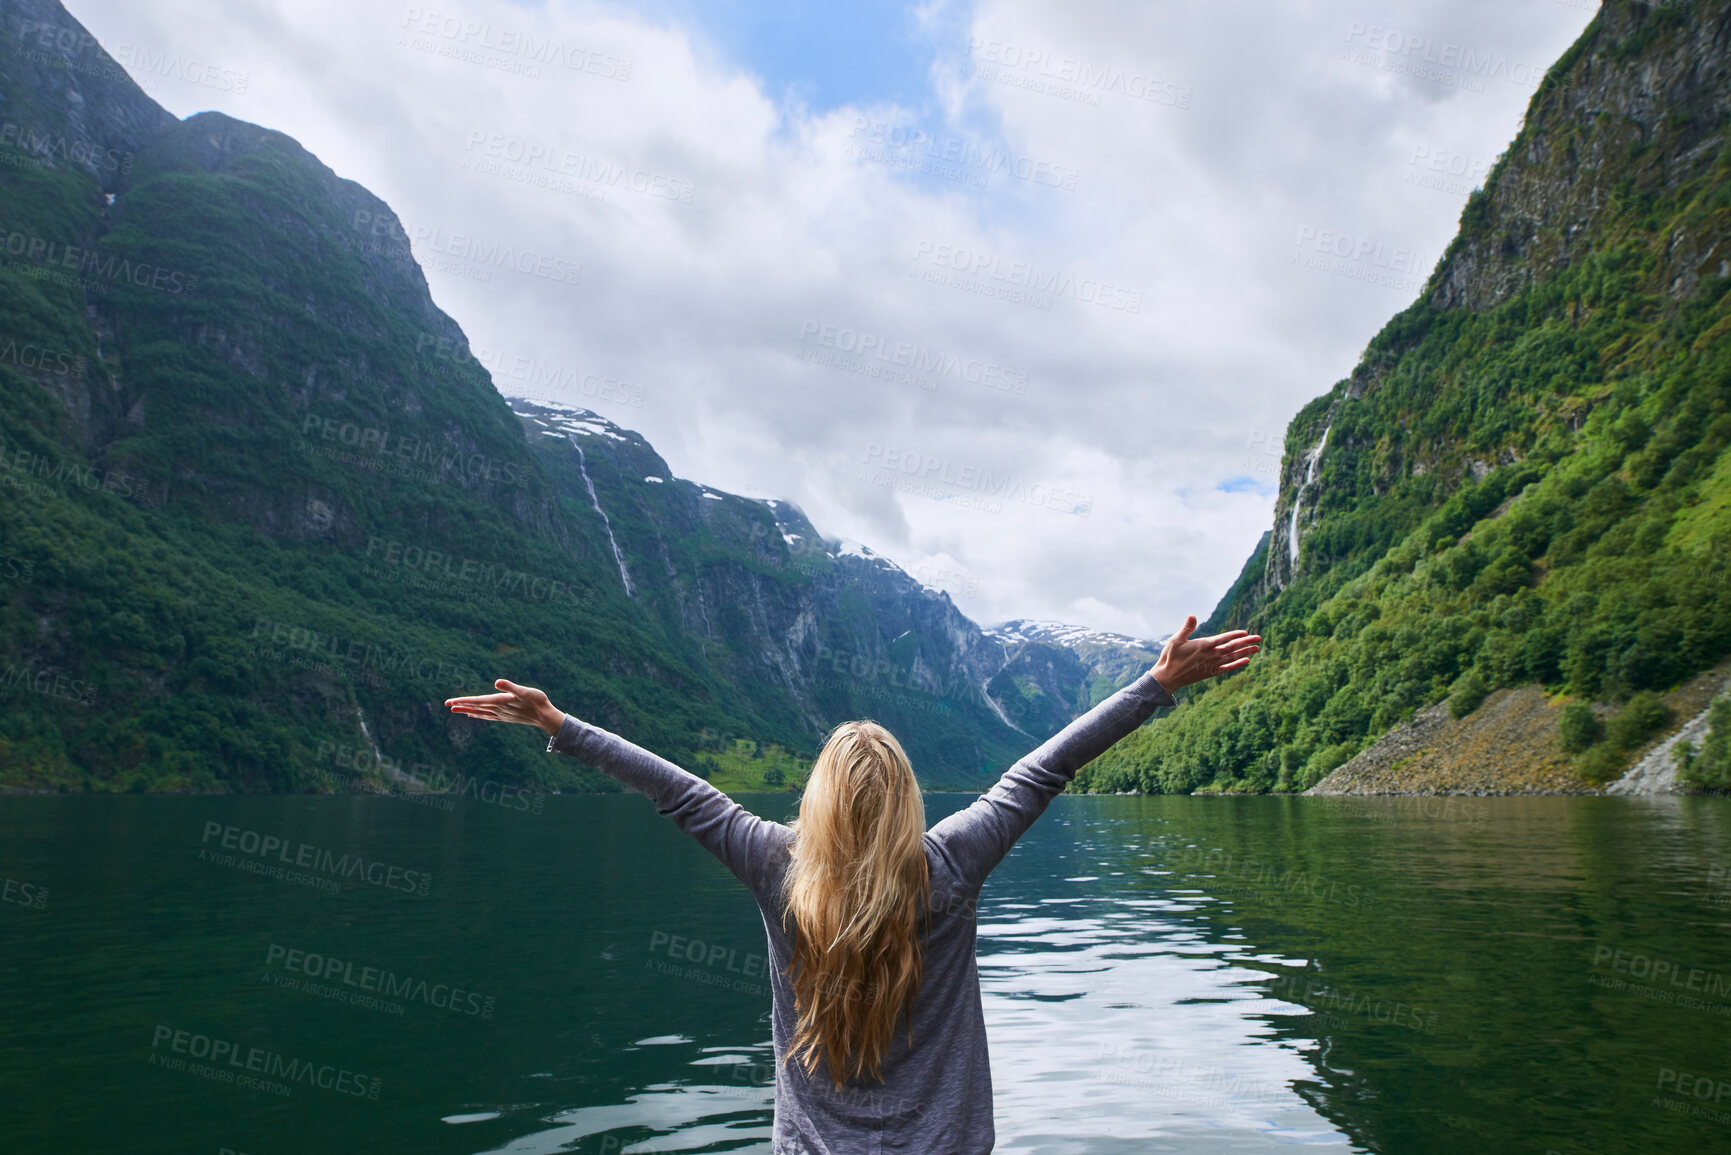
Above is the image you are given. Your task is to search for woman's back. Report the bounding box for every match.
[545,668,1177,1154]
[753,830,993,1151]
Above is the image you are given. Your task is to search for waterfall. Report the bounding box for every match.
[572,441,635,597]
[354,704,417,789]
[980,678,1030,736]
[1288,425,1331,567]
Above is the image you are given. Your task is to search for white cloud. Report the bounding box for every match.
[65,0,1597,639]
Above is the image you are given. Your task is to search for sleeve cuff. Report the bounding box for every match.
[547,714,582,756]
[1141,669,1177,709]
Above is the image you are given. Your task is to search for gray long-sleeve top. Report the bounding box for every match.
[548,668,1176,1154]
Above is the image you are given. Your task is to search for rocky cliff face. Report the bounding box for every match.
[1,0,175,188]
[1236,0,1731,615]
[1428,1,1731,312]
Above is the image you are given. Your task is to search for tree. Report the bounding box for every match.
[1558,702,1602,753]
[1448,670,1490,719]
[1681,693,1731,791]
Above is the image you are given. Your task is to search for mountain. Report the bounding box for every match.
[508,401,1164,762]
[504,398,1058,780]
[982,618,1166,735]
[0,0,1154,794]
[1077,0,1731,796]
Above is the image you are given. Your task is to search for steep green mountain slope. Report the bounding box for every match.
[0,0,1159,794]
[1079,0,1731,795]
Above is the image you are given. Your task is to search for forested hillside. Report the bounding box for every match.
[1079,0,1731,795]
[0,0,1156,794]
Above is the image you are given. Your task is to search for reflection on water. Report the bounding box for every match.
[2,793,1726,1153]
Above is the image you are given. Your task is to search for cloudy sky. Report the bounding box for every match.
[69,0,1598,640]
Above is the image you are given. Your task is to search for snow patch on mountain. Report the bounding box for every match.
[987,619,1165,652]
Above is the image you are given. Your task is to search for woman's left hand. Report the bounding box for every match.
[1151,616,1261,693]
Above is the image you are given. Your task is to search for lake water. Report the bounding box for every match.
[3,792,1728,1153]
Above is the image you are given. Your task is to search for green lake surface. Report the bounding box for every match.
[3,793,1728,1153]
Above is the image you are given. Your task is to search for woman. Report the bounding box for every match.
[446,614,1258,1153]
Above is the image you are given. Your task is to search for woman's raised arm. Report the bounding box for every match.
[927,616,1259,891]
[446,680,790,897]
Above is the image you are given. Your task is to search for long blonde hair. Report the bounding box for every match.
[781,720,930,1088]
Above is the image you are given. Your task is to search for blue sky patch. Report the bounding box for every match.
[635,0,939,114]
[1217,475,1277,496]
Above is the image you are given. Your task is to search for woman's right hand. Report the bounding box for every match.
[445,679,567,736]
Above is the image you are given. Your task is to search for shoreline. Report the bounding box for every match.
[1307,660,1731,798]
